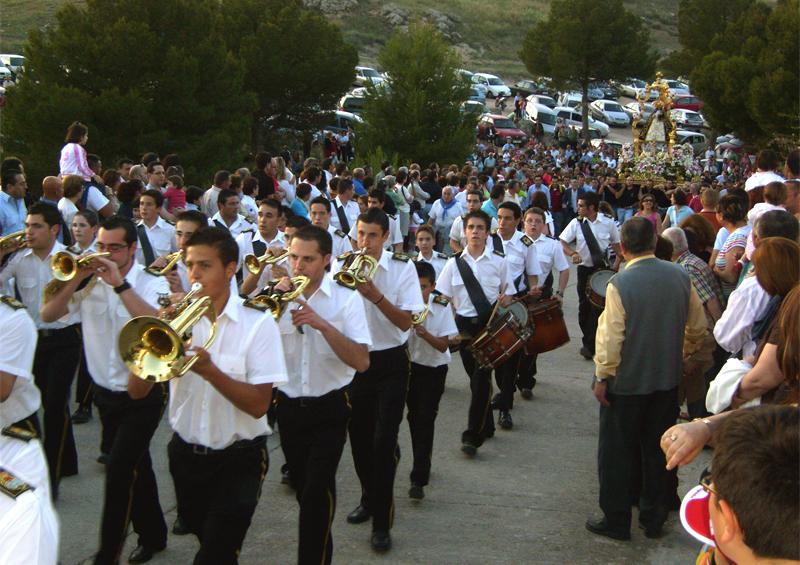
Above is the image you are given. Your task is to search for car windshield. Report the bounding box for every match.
[539,97,555,106]
[344,97,364,109]
[8,57,23,67]
[362,69,380,78]
[630,79,645,88]
[493,118,516,128]
[537,113,557,125]
[487,77,504,86]
[605,103,623,112]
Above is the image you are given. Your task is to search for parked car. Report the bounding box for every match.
[590,81,618,100]
[589,100,630,127]
[670,109,705,131]
[675,130,707,154]
[526,94,556,109]
[0,66,12,81]
[616,78,646,98]
[0,54,23,74]
[354,66,385,87]
[462,100,487,116]
[477,113,527,143]
[557,91,584,109]
[322,110,363,135]
[511,79,551,97]
[590,138,624,152]
[672,94,704,112]
[338,94,365,116]
[553,106,610,137]
[664,79,690,95]
[471,73,512,98]
[468,86,486,104]
[524,103,558,135]
[567,124,603,140]
[623,101,655,122]
[715,134,746,155]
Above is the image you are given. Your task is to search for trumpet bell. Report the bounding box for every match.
[244,254,262,275]
[333,271,357,289]
[119,317,187,383]
[51,251,78,281]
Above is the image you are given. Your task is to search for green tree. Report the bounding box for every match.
[689,0,799,145]
[356,21,474,166]
[519,0,656,139]
[2,0,255,186]
[222,0,358,154]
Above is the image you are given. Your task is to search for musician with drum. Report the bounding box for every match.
[40,216,170,564]
[332,207,424,553]
[434,210,515,457]
[559,191,621,360]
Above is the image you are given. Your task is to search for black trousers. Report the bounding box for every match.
[494,350,522,411]
[577,265,600,353]
[168,434,268,565]
[597,387,678,531]
[75,341,94,412]
[406,363,448,486]
[93,384,168,565]
[32,324,81,498]
[455,315,495,445]
[348,345,409,532]
[277,388,350,565]
[516,351,538,391]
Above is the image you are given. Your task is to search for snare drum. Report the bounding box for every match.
[586,269,615,310]
[468,301,533,369]
[521,297,570,354]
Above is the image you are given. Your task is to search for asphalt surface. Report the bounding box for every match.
[56,265,709,564]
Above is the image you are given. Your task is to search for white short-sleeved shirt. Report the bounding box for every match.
[348,214,403,251]
[211,212,255,239]
[493,230,542,293]
[328,225,353,258]
[449,215,499,248]
[0,242,80,329]
[559,214,620,267]
[713,227,730,251]
[135,217,177,265]
[277,276,372,397]
[169,295,287,449]
[329,197,360,232]
[68,262,169,391]
[713,275,771,358]
[201,186,221,217]
[427,198,460,232]
[408,294,458,367]
[84,185,110,214]
[330,250,425,351]
[414,251,448,279]
[532,233,570,278]
[57,198,79,228]
[235,229,287,294]
[435,247,515,317]
[0,302,40,428]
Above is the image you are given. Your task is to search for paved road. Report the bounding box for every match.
[56,265,709,564]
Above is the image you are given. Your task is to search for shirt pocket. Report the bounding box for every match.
[218,354,247,383]
[17,276,37,293]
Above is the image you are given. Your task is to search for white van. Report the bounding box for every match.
[0,54,24,73]
[524,103,558,135]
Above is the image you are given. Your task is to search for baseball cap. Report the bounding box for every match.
[680,484,716,547]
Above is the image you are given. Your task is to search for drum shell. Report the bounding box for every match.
[522,297,569,354]
[467,307,531,369]
[586,269,615,310]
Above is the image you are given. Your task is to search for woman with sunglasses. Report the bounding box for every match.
[635,195,663,234]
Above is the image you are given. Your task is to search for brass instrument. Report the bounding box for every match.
[411,305,429,327]
[118,283,217,382]
[252,276,310,320]
[51,251,111,281]
[333,248,378,289]
[0,231,26,249]
[244,248,289,275]
[145,251,183,276]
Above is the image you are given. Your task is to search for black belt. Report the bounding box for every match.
[371,344,408,357]
[38,323,80,338]
[174,433,266,456]
[277,387,348,409]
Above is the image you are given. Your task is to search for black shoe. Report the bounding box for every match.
[461,441,477,457]
[585,517,630,541]
[371,530,392,552]
[346,504,371,524]
[96,453,110,465]
[280,464,292,486]
[638,522,664,539]
[71,407,91,424]
[483,427,495,439]
[172,515,190,536]
[498,410,513,430]
[520,388,533,400]
[580,346,594,360]
[490,393,501,410]
[408,484,424,500]
[128,544,164,564]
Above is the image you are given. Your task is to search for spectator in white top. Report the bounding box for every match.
[427,185,460,254]
[57,174,84,229]
[145,161,166,193]
[135,189,177,266]
[201,170,231,217]
[330,178,360,233]
[58,121,103,185]
[744,149,784,195]
[211,189,254,239]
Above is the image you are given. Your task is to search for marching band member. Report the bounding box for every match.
[135,189,177,267]
[406,261,458,500]
[413,225,448,278]
[448,190,498,254]
[334,208,424,552]
[491,202,541,430]
[212,189,256,239]
[559,191,620,360]
[348,190,403,252]
[40,216,169,565]
[435,210,514,457]
[309,195,355,258]
[0,295,59,564]
[147,209,209,294]
[128,227,288,565]
[328,178,360,234]
[238,199,285,297]
[275,225,371,564]
[0,203,82,499]
[516,207,570,399]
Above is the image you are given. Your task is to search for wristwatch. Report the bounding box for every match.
[555,289,564,297]
[113,280,131,294]
[594,375,605,383]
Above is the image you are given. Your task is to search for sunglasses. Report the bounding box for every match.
[699,473,719,499]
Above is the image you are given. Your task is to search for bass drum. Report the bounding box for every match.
[521,296,570,354]
[468,300,532,369]
[586,269,615,310]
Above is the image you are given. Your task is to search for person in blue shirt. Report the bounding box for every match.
[290,182,312,219]
[0,169,28,235]
[352,168,367,197]
[481,184,505,219]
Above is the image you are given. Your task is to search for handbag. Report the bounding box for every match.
[705,358,760,414]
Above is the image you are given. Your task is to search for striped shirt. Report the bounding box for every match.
[677,250,722,305]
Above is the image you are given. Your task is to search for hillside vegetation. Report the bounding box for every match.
[0,0,679,79]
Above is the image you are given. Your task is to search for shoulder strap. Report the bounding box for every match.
[213,219,228,231]
[251,239,267,259]
[491,233,503,254]
[136,224,156,266]
[334,202,350,233]
[578,218,606,268]
[454,253,492,324]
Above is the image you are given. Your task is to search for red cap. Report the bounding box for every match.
[680,485,716,547]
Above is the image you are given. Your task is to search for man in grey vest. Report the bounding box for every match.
[586,216,707,541]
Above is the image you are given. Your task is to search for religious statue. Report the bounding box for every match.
[633,72,676,156]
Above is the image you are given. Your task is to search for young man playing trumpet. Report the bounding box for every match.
[274,225,371,564]
[40,216,169,564]
[333,207,425,552]
[128,227,288,565]
[238,199,286,296]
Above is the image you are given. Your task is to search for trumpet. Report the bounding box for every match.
[145,251,183,276]
[51,251,111,281]
[0,231,26,250]
[411,306,429,327]
[252,276,310,320]
[118,283,217,382]
[244,248,289,275]
[333,248,378,289]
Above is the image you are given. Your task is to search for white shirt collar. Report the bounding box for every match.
[217,292,241,324]
[21,240,64,260]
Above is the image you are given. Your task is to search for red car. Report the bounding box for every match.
[477,113,527,144]
[672,94,704,112]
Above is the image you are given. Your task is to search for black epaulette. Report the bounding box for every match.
[433,294,450,307]
[392,252,410,262]
[164,219,176,226]
[0,468,33,499]
[547,234,557,240]
[493,249,505,257]
[334,229,347,238]
[240,228,255,237]
[142,268,159,277]
[66,244,82,255]
[520,235,533,246]
[436,252,449,260]
[490,228,498,235]
[337,251,353,261]
[0,295,25,310]
[243,298,270,312]
[387,213,396,220]
[602,213,614,220]
[1,425,36,442]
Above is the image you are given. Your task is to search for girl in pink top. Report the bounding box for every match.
[59,121,101,183]
[635,194,663,234]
